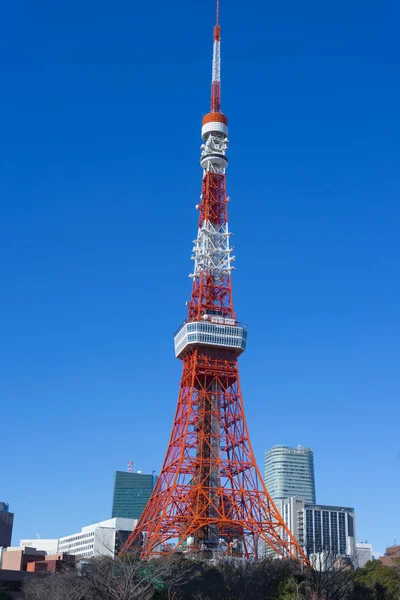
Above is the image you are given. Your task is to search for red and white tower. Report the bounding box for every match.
[122,1,308,563]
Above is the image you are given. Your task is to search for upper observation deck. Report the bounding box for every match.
[174,314,247,359]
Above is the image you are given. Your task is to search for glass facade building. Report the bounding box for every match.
[280,497,356,558]
[0,502,14,547]
[111,472,156,520]
[264,445,316,504]
[305,503,355,556]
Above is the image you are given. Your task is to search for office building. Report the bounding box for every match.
[26,552,75,573]
[2,546,74,574]
[2,547,45,571]
[58,517,137,559]
[280,497,356,558]
[0,502,14,548]
[264,446,316,504]
[356,542,373,567]
[379,545,400,567]
[111,471,156,520]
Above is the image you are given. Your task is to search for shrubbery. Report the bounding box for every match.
[22,556,400,600]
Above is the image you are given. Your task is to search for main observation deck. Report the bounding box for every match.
[174,315,247,359]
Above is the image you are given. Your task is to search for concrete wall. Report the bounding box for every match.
[94,527,115,558]
[2,549,45,571]
[2,550,23,571]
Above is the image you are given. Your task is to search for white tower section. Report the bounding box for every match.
[173,108,248,360]
[194,117,231,280]
[190,221,234,280]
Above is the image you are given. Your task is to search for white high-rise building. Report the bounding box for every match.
[58,518,137,559]
[280,497,356,559]
[264,445,316,504]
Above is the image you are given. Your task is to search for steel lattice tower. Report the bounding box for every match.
[122,1,309,563]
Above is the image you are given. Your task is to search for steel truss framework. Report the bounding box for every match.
[189,173,233,321]
[121,171,309,564]
[121,0,309,566]
[122,347,308,561]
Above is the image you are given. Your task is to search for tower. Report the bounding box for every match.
[122,1,308,563]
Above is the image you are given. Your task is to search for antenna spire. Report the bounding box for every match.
[211,0,221,112]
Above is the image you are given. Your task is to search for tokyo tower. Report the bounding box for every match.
[122,1,308,563]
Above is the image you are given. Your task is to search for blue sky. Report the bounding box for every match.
[1,0,399,556]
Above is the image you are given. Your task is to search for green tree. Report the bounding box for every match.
[354,560,400,599]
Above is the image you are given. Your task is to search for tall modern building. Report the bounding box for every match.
[264,445,316,504]
[280,497,356,558]
[0,502,14,548]
[111,471,156,520]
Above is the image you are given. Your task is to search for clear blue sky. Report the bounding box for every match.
[1,0,399,556]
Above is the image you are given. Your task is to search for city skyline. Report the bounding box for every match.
[2,0,399,557]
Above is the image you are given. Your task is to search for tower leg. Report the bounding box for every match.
[121,350,309,564]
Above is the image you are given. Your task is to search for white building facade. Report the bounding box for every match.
[19,539,59,555]
[264,446,316,504]
[58,518,137,559]
[356,542,373,567]
[280,497,356,559]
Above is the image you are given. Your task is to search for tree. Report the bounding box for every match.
[23,571,91,600]
[21,551,400,600]
[82,554,195,600]
[280,550,358,600]
[350,560,400,600]
[171,557,293,600]
[151,555,197,599]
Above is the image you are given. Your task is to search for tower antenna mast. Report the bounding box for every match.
[211,0,221,112]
